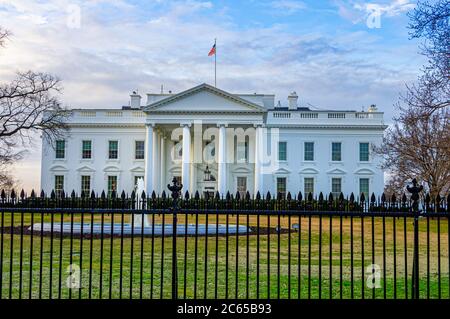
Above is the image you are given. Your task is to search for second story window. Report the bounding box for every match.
[55,140,65,159]
[135,141,145,160]
[331,142,342,161]
[359,142,369,162]
[108,140,118,159]
[304,142,314,161]
[278,142,287,161]
[82,140,92,159]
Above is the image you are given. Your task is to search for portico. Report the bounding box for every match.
[142,83,266,196]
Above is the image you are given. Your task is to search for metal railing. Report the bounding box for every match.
[0,179,448,299]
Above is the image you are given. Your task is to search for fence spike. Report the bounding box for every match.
[50,190,55,199]
[20,189,25,199]
[349,192,355,203]
[40,189,45,198]
[328,192,333,203]
[226,191,231,201]
[101,190,106,199]
[381,192,386,203]
[266,191,271,201]
[121,190,126,200]
[370,192,376,203]
[391,193,396,203]
[185,190,190,200]
[194,190,199,200]
[215,191,220,200]
[71,190,76,198]
[235,191,241,200]
[297,191,302,201]
[141,190,146,200]
[245,191,251,201]
[402,193,407,204]
[360,192,365,202]
[162,190,167,199]
[0,189,5,200]
[151,191,157,200]
[339,192,344,202]
[256,191,261,200]
[308,192,313,202]
[131,190,136,199]
[90,190,96,199]
[287,192,292,201]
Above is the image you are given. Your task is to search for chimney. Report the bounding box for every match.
[368,104,378,112]
[130,91,141,108]
[288,91,298,110]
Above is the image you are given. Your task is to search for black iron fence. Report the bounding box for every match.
[0,179,449,299]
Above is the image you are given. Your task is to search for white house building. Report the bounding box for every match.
[40,83,387,198]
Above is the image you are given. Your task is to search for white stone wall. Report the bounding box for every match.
[41,126,146,195]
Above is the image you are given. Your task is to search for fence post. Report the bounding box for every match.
[407,178,423,299]
[168,177,183,300]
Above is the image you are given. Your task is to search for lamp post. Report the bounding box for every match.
[168,176,183,299]
[407,178,423,299]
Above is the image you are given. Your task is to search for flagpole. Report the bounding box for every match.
[214,38,217,87]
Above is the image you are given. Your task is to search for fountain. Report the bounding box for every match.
[132,177,150,228]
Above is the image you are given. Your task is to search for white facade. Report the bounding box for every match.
[41,83,386,198]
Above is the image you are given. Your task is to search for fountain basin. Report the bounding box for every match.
[28,222,251,236]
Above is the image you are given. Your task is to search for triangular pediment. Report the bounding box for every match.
[144,83,266,113]
[327,168,347,175]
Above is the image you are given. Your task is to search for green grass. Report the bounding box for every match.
[0,212,449,299]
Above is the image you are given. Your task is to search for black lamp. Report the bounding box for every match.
[204,165,211,181]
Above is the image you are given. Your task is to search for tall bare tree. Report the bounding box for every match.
[0,26,68,189]
[376,98,450,198]
[407,0,449,114]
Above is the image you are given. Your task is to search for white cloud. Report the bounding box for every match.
[269,0,307,14]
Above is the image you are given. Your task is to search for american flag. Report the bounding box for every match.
[208,43,216,56]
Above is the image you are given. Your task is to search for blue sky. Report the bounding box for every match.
[0,0,426,189]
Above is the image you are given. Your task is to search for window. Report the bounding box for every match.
[359,142,369,162]
[278,142,287,161]
[82,140,92,159]
[54,175,64,196]
[331,142,342,161]
[135,141,145,160]
[237,177,247,197]
[236,141,249,163]
[277,177,287,198]
[81,175,90,196]
[55,140,65,159]
[304,142,314,161]
[304,178,314,196]
[108,140,118,159]
[360,178,369,198]
[107,176,117,197]
[331,178,342,197]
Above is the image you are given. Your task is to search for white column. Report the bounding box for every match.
[181,124,191,194]
[217,124,227,196]
[144,124,154,194]
[151,128,159,195]
[254,125,262,196]
[160,134,166,193]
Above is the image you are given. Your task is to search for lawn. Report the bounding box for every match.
[0,212,448,299]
